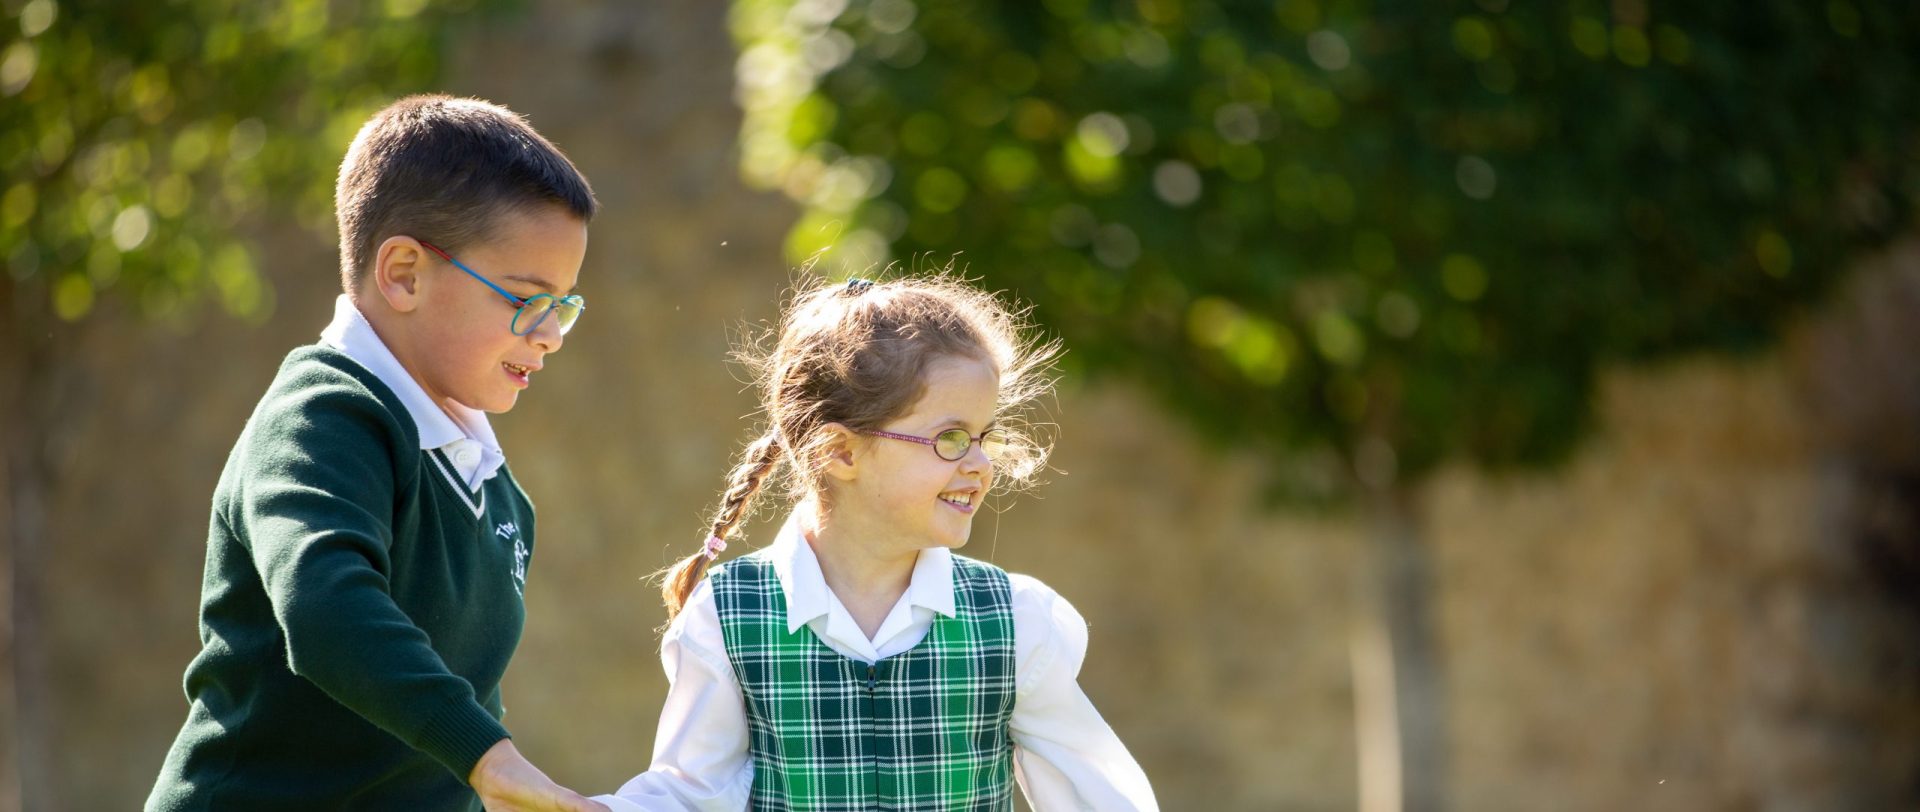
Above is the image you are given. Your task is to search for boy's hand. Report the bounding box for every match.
[470,738,610,812]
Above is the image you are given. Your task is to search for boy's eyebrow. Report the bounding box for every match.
[502,275,576,295]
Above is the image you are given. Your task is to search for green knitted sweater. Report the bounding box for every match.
[147,345,536,811]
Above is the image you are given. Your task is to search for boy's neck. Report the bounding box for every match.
[348,290,464,423]
[801,505,918,640]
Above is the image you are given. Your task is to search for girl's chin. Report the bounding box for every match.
[933,526,973,549]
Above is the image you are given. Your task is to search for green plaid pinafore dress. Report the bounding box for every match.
[711,552,1018,812]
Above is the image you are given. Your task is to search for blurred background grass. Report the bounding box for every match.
[3,1,1918,810]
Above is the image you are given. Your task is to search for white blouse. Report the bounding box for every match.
[593,515,1159,811]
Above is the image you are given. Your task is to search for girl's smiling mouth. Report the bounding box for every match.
[938,489,977,513]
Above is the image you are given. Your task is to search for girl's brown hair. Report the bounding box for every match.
[659,273,1059,621]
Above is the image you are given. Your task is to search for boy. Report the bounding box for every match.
[148,95,608,812]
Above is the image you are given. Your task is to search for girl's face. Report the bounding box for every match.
[831,354,1001,554]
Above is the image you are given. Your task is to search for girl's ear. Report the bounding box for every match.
[818,423,860,482]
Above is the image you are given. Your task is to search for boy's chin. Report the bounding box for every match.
[452,389,518,414]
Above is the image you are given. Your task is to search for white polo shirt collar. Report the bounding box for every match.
[766,512,957,661]
[318,294,505,488]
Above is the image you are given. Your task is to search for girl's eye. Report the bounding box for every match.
[934,430,972,459]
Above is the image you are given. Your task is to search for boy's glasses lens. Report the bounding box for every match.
[511,295,585,336]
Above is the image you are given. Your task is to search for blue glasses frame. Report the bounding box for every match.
[418,240,585,336]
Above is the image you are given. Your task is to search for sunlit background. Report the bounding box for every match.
[4,1,1919,810]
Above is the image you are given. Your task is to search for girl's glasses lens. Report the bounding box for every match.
[933,428,1011,461]
[934,429,972,461]
[980,429,1009,460]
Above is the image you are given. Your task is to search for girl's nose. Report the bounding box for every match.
[958,441,991,474]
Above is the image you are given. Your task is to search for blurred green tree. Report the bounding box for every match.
[731,0,1920,807]
[0,0,507,806]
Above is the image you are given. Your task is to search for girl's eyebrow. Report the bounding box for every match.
[935,417,997,431]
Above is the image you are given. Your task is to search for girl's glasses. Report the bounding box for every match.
[418,240,585,336]
[860,427,1010,462]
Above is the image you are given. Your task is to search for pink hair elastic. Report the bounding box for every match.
[703,534,728,560]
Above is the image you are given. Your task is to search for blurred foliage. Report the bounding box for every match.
[733,0,1920,501]
[0,0,509,327]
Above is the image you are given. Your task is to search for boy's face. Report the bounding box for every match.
[398,204,587,414]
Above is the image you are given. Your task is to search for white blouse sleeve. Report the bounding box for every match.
[593,580,754,812]
[1007,574,1159,812]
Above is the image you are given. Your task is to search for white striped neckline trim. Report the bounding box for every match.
[426,448,486,518]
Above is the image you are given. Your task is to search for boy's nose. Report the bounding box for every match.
[526,311,565,352]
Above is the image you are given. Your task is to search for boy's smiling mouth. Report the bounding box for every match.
[503,361,538,386]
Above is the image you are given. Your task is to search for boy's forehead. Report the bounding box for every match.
[473,207,588,291]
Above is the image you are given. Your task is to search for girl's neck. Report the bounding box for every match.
[800,501,918,640]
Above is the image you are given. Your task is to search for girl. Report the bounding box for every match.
[595,276,1157,811]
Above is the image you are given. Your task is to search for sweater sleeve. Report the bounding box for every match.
[233,376,508,781]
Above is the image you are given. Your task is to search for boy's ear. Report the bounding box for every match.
[818,423,861,483]
[371,236,430,313]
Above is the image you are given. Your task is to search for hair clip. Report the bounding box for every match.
[703,534,729,561]
[844,277,874,296]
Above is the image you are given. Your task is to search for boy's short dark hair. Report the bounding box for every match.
[334,94,598,289]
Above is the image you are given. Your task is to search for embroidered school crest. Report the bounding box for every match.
[496,521,529,597]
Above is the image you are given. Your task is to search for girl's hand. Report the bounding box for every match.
[469,738,610,812]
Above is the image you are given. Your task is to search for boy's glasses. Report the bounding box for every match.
[860,427,1010,462]
[418,240,585,336]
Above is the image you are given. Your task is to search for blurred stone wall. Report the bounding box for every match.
[20,1,1919,810]
[1432,242,1920,810]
